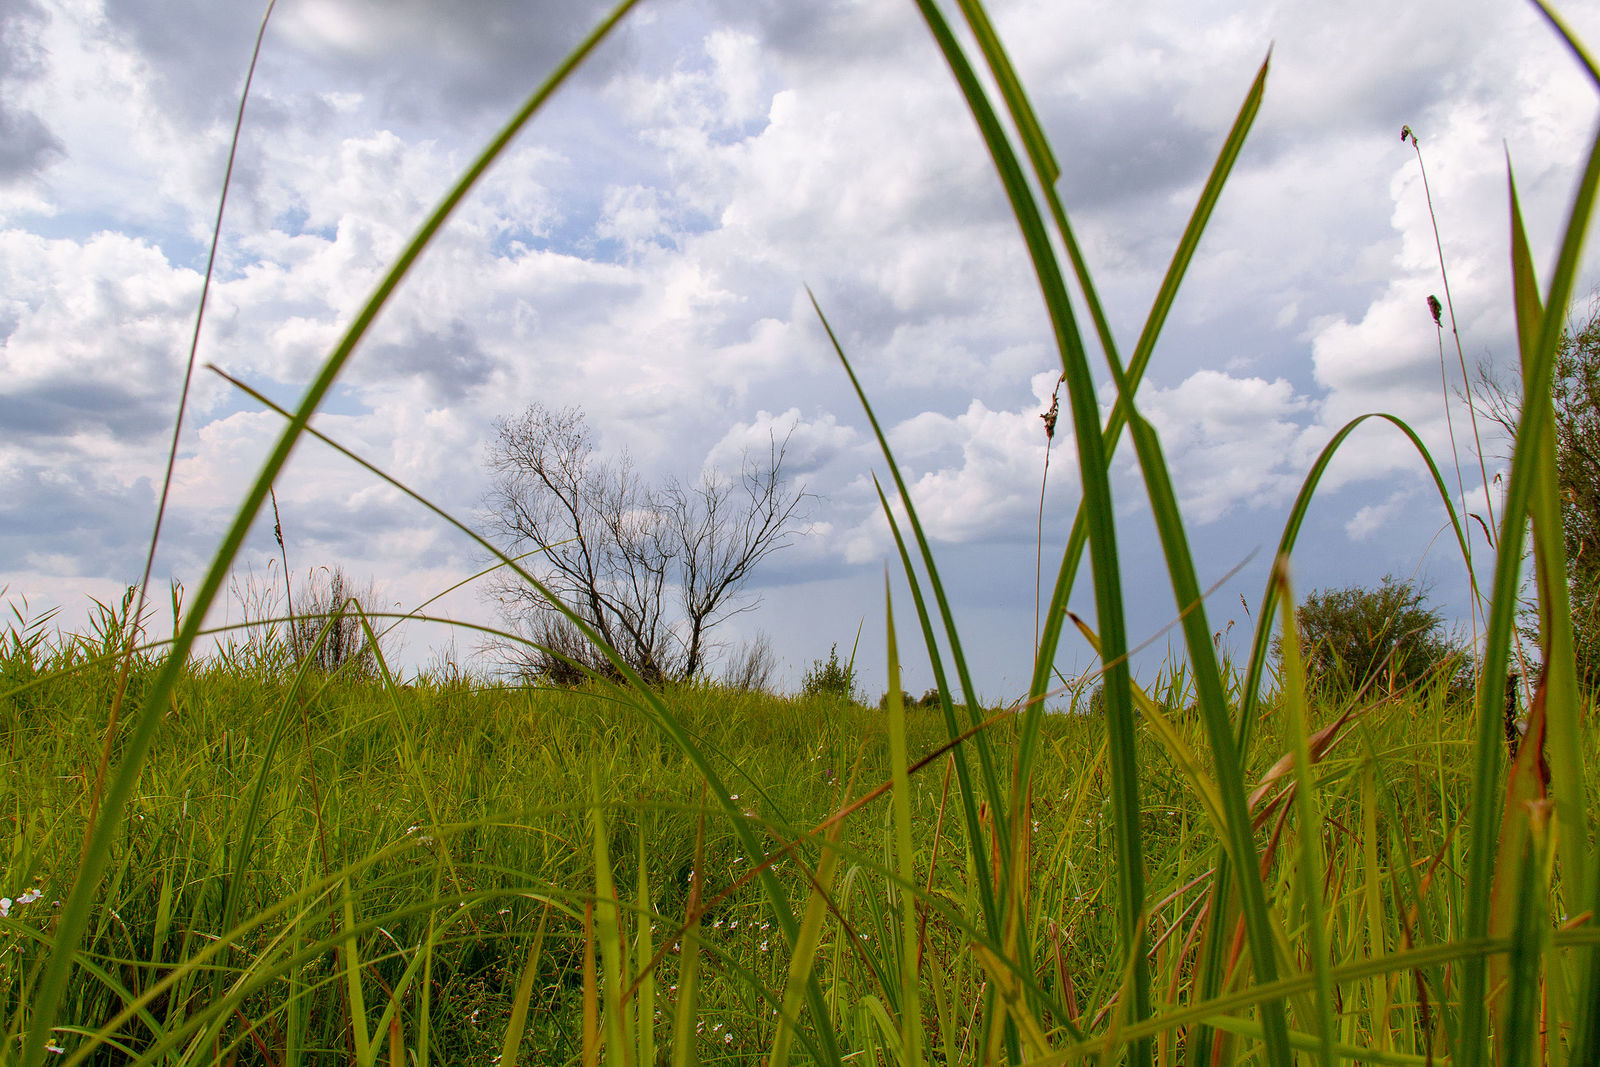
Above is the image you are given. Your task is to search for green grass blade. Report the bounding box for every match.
[1463,156,1600,1067]
[218,616,337,941]
[19,6,641,1060]
[815,304,1009,936]
[636,813,655,1067]
[671,810,706,1067]
[590,774,634,1067]
[1209,410,1468,1067]
[886,6,1154,1053]
[1030,55,1270,733]
[1506,154,1592,921]
[1237,413,1472,738]
[499,904,550,1067]
[214,361,841,1065]
[884,582,926,1067]
[1532,0,1600,88]
[1121,410,1294,1066]
[1271,560,1336,1067]
[1460,136,1600,1067]
[768,798,847,1066]
[342,878,372,1066]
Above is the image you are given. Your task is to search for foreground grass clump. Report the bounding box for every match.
[4,621,1549,1063]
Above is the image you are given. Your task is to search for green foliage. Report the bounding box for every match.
[1279,576,1470,699]
[799,642,856,701]
[1553,303,1600,691]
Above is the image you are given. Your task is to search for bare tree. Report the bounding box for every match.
[483,404,805,685]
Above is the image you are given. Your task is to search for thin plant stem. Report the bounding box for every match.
[1035,373,1064,664]
[79,0,278,870]
[1406,125,1500,577]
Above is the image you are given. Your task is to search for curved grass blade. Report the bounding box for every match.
[814,302,1008,936]
[214,338,846,1056]
[1237,413,1473,739]
[21,6,643,1060]
[1203,409,1470,1066]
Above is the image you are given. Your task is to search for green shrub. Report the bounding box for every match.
[800,642,856,701]
[1280,576,1470,699]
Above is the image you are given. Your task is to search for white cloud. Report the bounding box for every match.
[1136,369,1310,523]
[8,0,1600,692]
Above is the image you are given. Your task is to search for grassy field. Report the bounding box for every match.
[1,613,1532,1064]
[7,0,1600,1062]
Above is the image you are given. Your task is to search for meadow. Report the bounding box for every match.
[5,0,1600,1063]
[0,610,1528,1064]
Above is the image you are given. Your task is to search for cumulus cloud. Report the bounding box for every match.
[7,0,1600,689]
[0,0,63,184]
[1137,369,1310,523]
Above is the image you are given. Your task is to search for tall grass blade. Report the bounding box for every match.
[499,904,551,1067]
[590,773,635,1067]
[219,340,844,1062]
[816,305,1007,935]
[1462,125,1600,1067]
[341,878,372,1065]
[768,793,847,1066]
[1121,410,1293,1066]
[1489,675,1550,1066]
[1506,168,1590,920]
[636,816,655,1067]
[1270,559,1335,1067]
[671,809,707,1067]
[900,4,1151,1054]
[20,5,641,1059]
[1508,160,1600,1067]
[884,583,925,1067]
[1028,56,1269,735]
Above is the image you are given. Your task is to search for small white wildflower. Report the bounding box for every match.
[17,889,40,905]
[1,899,11,919]
[724,1033,734,1045]
[729,794,740,801]
[760,940,769,952]
[45,1044,65,1055]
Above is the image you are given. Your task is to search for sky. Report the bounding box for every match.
[3,0,1600,702]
